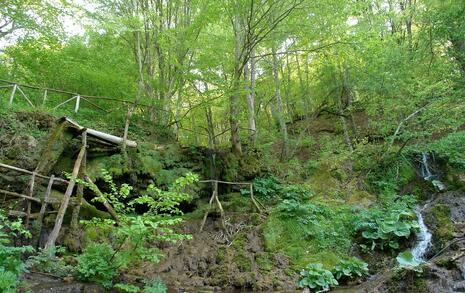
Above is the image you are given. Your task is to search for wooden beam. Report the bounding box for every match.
[74,95,80,113]
[45,131,87,249]
[9,83,17,105]
[63,117,137,148]
[25,172,36,227]
[35,175,54,247]
[42,89,48,105]
[0,189,41,203]
[53,96,77,110]
[0,162,68,183]
[16,86,34,107]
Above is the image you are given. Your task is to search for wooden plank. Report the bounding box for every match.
[35,175,54,247]
[25,172,36,227]
[45,131,87,249]
[0,189,41,203]
[0,162,68,183]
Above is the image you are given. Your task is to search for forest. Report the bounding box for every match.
[0,0,464,292]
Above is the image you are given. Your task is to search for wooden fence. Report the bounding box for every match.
[0,79,149,114]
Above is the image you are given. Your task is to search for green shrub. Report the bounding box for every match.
[299,263,338,291]
[0,209,34,292]
[76,243,118,288]
[280,184,313,201]
[333,257,369,281]
[76,171,197,289]
[26,246,74,277]
[248,175,281,198]
[0,267,19,293]
[144,277,167,293]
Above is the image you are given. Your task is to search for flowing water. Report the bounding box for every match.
[412,205,432,262]
[420,152,433,180]
[411,151,444,262]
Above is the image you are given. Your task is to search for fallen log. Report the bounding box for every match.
[62,117,137,148]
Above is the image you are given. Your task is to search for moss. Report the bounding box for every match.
[389,269,427,293]
[223,153,240,181]
[431,204,455,245]
[231,232,248,250]
[347,190,376,208]
[256,252,273,272]
[222,193,252,213]
[234,251,252,272]
[217,246,227,262]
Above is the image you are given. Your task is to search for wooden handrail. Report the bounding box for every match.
[0,162,68,183]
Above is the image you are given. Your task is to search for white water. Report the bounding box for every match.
[411,152,438,262]
[421,152,433,180]
[412,205,432,262]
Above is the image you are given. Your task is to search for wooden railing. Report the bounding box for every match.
[0,78,149,113]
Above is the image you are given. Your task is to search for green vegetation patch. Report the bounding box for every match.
[263,200,356,269]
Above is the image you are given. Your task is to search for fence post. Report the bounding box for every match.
[9,84,17,105]
[42,89,48,106]
[74,95,81,113]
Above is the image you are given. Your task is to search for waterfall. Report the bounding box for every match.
[411,152,437,262]
[411,205,432,262]
[420,152,433,180]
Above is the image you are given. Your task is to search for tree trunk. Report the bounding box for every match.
[230,18,243,155]
[271,46,289,159]
[244,58,257,146]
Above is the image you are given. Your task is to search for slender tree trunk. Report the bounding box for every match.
[230,18,243,155]
[204,82,218,149]
[271,46,289,159]
[295,54,309,117]
[244,58,257,146]
[123,11,145,153]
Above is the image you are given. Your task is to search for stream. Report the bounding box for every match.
[411,152,444,262]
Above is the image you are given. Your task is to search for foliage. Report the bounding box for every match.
[26,246,74,277]
[241,176,312,203]
[241,176,281,198]
[77,171,197,288]
[425,131,465,170]
[114,283,141,293]
[0,209,33,293]
[355,196,419,251]
[264,200,357,268]
[333,257,369,281]
[76,243,118,288]
[143,277,168,293]
[298,263,338,291]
